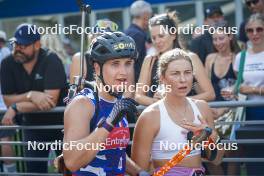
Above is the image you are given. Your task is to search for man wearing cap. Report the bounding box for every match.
[189,5,224,65]
[0,23,67,173]
[125,0,152,82]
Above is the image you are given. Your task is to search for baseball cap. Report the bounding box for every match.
[204,5,223,18]
[10,23,40,45]
[0,31,7,42]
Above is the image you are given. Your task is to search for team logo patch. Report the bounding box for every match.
[113,42,135,50]
[104,127,130,149]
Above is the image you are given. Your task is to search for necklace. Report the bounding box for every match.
[164,98,189,122]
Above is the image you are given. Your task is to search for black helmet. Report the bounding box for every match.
[89,32,138,64]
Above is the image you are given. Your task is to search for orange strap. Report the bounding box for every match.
[153,145,191,176]
[153,133,215,176]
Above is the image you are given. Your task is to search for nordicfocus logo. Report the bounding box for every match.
[158,141,238,151]
[27,23,109,35]
[159,24,238,35]
[27,127,130,151]
[113,42,135,50]
[105,127,130,149]
[93,82,172,94]
[27,140,106,151]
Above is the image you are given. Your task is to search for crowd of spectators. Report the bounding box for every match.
[0,0,264,175]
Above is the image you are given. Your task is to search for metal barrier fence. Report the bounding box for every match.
[0,100,264,175]
[1,99,264,114]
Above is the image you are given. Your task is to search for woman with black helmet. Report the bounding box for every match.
[63,32,148,175]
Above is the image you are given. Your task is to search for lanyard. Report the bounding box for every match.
[153,127,213,176]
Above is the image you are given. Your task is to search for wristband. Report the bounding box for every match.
[11,103,19,114]
[97,118,114,132]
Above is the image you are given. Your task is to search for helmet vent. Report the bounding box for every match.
[97,45,109,54]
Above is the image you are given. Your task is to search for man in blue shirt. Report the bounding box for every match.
[125,0,152,82]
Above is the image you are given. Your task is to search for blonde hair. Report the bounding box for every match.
[157,48,193,77]
[246,13,264,27]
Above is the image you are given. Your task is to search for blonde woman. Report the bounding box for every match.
[132,49,224,176]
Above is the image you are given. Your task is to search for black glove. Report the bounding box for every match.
[108,98,138,126]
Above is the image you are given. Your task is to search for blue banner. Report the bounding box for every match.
[0,0,190,19]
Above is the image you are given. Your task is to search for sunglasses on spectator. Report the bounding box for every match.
[149,14,175,29]
[246,0,259,6]
[94,20,119,32]
[246,27,264,34]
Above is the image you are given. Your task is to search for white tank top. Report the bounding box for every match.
[151,98,202,160]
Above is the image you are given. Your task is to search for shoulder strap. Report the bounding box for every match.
[234,50,246,94]
[186,98,202,120]
[159,100,168,120]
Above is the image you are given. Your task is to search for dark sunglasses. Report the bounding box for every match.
[149,14,175,29]
[246,27,264,34]
[246,0,259,6]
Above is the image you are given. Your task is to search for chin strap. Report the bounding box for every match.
[98,63,123,98]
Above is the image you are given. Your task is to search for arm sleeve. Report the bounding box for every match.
[0,58,16,95]
[44,53,67,90]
